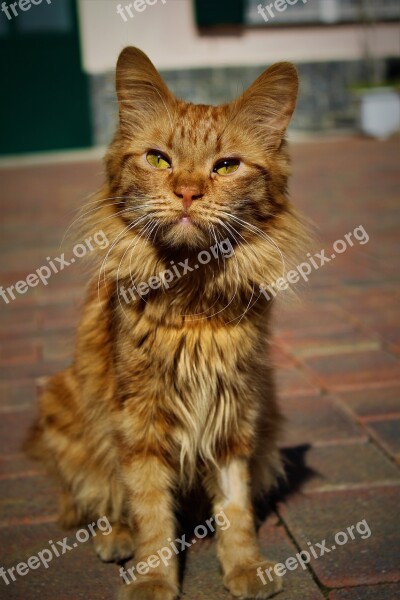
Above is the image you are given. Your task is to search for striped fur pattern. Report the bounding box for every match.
[26,47,306,599]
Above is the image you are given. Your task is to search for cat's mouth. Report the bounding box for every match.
[177,214,193,226]
[157,212,208,249]
[174,210,203,229]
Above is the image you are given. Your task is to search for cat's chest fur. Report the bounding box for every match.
[116,305,262,475]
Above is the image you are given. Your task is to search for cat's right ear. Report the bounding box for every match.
[115,47,174,135]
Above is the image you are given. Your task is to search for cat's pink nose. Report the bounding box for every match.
[174,186,203,210]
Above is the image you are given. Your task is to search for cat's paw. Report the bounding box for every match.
[94,526,135,563]
[117,579,178,600]
[224,560,283,599]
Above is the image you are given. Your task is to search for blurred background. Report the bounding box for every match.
[0,0,399,155]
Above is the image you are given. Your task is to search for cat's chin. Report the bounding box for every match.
[159,221,209,250]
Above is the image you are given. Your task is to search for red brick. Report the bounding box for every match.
[0,380,36,411]
[365,418,400,463]
[0,341,40,366]
[279,486,400,588]
[276,367,321,397]
[311,255,387,287]
[334,385,400,419]
[0,521,118,599]
[389,341,400,357]
[269,343,297,369]
[303,350,400,391]
[279,394,366,447]
[41,333,74,364]
[0,361,66,381]
[0,308,41,338]
[0,409,36,455]
[360,308,400,341]
[274,298,351,337]
[319,284,399,315]
[0,454,44,480]
[301,443,400,492]
[329,583,400,600]
[0,475,58,525]
[281,329,381,360]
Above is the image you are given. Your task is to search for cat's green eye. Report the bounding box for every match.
[213,158,240,176]
[146,151,171,170]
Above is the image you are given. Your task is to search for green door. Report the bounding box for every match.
[0,0,92,155]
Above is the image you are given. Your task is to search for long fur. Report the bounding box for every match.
[25,47,308,600]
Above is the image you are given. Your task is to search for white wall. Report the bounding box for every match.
[78,0,400,74]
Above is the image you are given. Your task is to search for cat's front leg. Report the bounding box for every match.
[117,452,179,600]
[212,457,282,599]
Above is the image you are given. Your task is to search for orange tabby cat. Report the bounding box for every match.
[26,47,305,599]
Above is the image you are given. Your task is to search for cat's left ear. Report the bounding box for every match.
[234,62,299,150]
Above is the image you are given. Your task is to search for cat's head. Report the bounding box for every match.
[105,47,298,252]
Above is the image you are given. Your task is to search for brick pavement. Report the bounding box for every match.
[0,138,399,599]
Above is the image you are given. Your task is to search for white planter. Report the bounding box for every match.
[359,88,400,139]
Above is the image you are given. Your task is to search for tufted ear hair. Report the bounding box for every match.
[115,46,175,136]
[231,62,299,150]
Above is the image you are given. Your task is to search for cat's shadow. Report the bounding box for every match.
[254,444,316,524]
